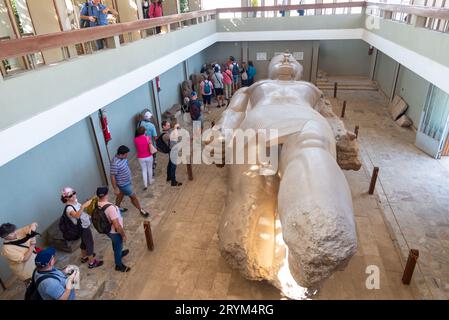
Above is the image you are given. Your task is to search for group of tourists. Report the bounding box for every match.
[0,109,184,300]
[197,56,257,109]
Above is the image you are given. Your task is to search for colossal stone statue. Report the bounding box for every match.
[213,53,361,299]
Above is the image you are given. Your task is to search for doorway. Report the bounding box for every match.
[415,84,449,158]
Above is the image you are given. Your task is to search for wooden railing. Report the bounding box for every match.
[0,10,217,61]
[366,1,449,20]
[1,2,448,74]
[216,2,366,13]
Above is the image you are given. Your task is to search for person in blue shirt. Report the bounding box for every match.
[247,61,257,86]
[80,0,118,50]
[33,247,77,300]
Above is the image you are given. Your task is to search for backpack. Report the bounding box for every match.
[203,81,212,95]
[156,132,171,154]
[189,101,201,121]
[242,70,248,81]
[59,205,82,241]
[25,270,59,300]
[232,63,239,76]
[80,2,93,29]
[91,203,113,234]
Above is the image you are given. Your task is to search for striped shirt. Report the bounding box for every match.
[110,156,132,187]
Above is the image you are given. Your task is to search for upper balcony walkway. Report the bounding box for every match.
[1,1,449,167]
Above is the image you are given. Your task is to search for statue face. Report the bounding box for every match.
[268,53,303,81]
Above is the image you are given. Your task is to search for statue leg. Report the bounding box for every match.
[218,142,279,280]
[277,121,357,288]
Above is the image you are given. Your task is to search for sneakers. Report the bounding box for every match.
[171,181,183,187]
[88,259,104,269]
[140,209,150,218]
[121,249,129,258]
[143,187,148,191]
[81,253,96,263]
[115,264,131,272]
[119,207,128,213]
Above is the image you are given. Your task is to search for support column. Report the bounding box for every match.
[88,115,110,185]
[27,0,65,64]
[151,79,163,131]
[242,41,249,63]
[310,40,319,84]
[315,0,323,15]
[183,60,190,81]
[410,15,427,28]
[115,0,141,42]
[369,48,378,81]
[136,0,145,19]
[390,63,401,101]
[242,0,249,18]
[53,0,78,58]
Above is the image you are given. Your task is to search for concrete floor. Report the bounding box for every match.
[3,87,447,300]
[326,89,449,299]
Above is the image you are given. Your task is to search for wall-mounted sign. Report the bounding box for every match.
[256,52,267,61]
[293,52,304,61]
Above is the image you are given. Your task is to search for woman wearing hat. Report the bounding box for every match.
[0,222,38,283]
[61,187,103,269]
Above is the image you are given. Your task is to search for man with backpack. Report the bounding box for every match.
[200,75,214,112]
[1,222,38,284]
[79,0,118,50]
[189,91,203,128]
[230,56,240,93]
[96,187,131,272]
[211,66,225,107]
[29,247,77,300]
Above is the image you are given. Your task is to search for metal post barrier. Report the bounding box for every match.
[143,221,154,251]
[402,249,419,285]
[368,167,379,195]
[355,125,359,138]
[0,277,6,291]
[341,100,347,118]
[333,82,338,98]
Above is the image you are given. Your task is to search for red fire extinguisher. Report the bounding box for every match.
[99,109,111,144]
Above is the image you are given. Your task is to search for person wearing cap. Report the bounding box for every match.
[137,110,158,177]
[60,187,103,269]
[33,247,77,300]
[200,75,214,112]
[110,145,150,217]
[189,91,203,128]
[0,222,38,283]
[96,187,131,272]
[211,65,225,108]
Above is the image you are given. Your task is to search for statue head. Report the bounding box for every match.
[268,53,303,81]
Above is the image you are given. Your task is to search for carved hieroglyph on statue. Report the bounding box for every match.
[213,53,361,299]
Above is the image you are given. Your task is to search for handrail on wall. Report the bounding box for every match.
[0,2,448,62]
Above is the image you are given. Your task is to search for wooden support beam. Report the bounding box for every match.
[341,100,347,118]
[143,221,154,251]
[0,277,6,291]
[368,166,379,195]
[402,249,419,285]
